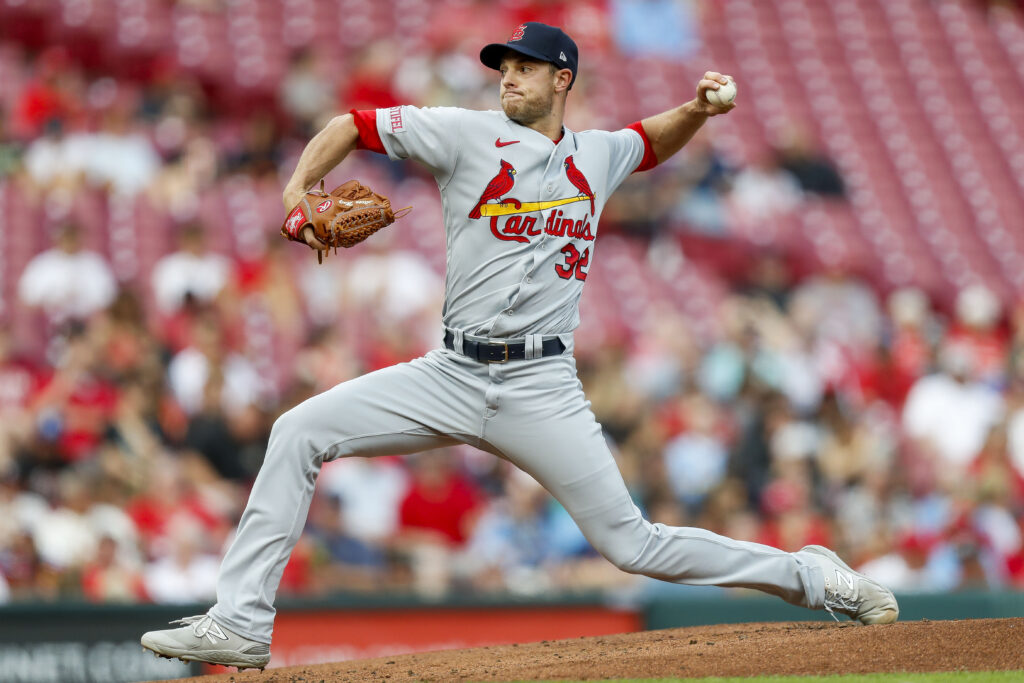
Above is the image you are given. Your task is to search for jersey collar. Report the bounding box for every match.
[500,112,573,147]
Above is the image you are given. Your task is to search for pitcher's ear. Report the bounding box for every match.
[554,68,573,92]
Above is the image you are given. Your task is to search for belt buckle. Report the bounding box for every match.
[490,342,509,363]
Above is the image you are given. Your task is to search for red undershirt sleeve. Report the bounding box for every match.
[350,108,386,154]
[627,121,659,173]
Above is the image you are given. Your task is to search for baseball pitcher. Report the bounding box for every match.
[142,22,898,671]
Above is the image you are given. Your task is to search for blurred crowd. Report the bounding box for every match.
[2,0,1024,607]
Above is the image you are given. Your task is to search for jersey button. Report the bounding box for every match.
[526,277,532,283]
[546,184,554,192]
[506,309,513,315]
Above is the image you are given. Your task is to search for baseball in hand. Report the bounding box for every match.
[706,78,737,107]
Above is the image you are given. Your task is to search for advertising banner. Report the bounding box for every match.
[0,600,640,681]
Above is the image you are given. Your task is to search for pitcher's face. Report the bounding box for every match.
[498,54,558,125]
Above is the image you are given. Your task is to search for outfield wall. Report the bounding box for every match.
[0,591,1020,682]
[643,590,1024,630]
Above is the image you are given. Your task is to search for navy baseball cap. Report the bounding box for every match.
[480,22,579,89]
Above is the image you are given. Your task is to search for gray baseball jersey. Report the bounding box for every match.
[370,106,647,337]
[207,106,829,643]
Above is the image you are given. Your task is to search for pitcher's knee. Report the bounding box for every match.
[586,523,651,574]
[586,517,670,576]
[268,402,324,459]
[599,542,646,573]
[270,405,303,440]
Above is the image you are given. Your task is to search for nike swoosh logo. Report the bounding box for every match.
[495,139,520,147]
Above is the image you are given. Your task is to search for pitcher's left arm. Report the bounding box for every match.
[638,71,736,164]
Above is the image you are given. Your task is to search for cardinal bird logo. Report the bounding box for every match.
[469,160,517,219]
[563,156,595,216]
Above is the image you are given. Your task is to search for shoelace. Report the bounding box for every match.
[170,615,228,641]
[822,588,859,622]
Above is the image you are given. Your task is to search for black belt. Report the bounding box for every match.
[443,330,565,363]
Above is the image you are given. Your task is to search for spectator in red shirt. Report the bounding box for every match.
[10,46,71,139]
[81,535,147,603]
[31,323,119,463]
[342,42,402,112]
[946,284,1009,387]
[396,449,482,596]
[880,287,935,406]
[399,450,482,546]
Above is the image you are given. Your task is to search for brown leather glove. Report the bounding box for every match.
[281,180,411,263]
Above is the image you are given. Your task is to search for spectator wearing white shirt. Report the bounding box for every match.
[23,110,160,197]
[17,223,117,324]
[319,457,409,543]
[143,516,219,604]
[86,107,161,197]
[167,314,266,417]
[1010,408,1024,479]
[151,223,229,313]
[728,152,802,227]
[903,344,1004,471]
[1005,353,1024,480]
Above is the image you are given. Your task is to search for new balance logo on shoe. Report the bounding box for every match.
[834,568,856,592]
[197,620,229,644]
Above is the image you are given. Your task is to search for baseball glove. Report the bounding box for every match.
[281,180,411,263]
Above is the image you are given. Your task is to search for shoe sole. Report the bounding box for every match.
[802,545,899,625]
[141,636,270,671]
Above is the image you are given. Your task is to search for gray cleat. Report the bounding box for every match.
[799,545,899,625]
[141,614,271,670]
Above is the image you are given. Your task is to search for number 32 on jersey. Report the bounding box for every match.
[555,243,590,281]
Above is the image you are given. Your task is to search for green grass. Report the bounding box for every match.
[523,673,1024,683]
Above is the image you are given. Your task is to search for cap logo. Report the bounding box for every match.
[509,24,526,41]
[559,51,567,61]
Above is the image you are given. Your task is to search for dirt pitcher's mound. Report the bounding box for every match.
[183,618,1024,682]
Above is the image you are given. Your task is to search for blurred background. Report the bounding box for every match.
[1,0,1024,678]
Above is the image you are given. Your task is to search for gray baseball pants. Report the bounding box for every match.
[209,342,825,643]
